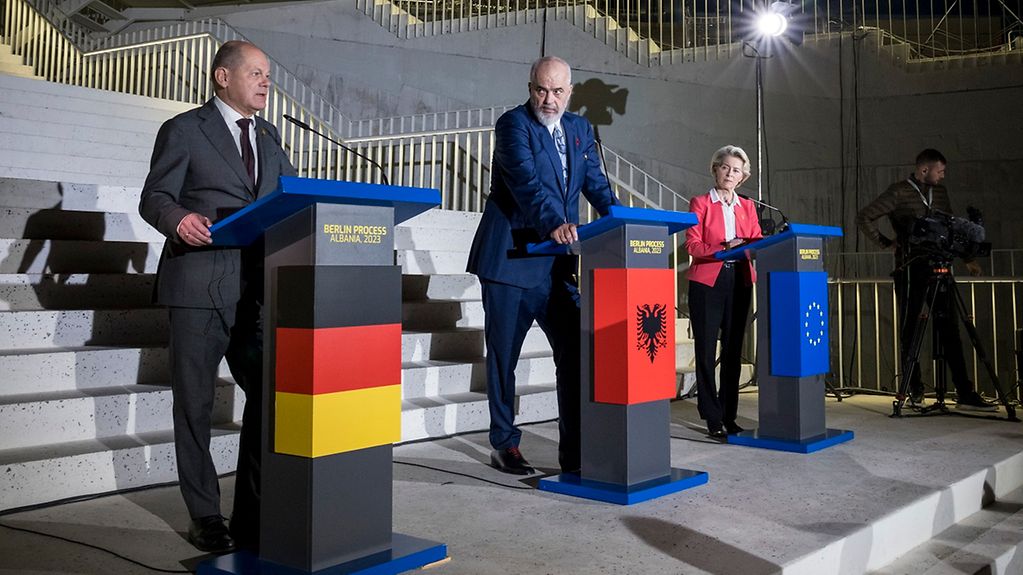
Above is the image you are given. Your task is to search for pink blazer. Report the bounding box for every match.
[685,191,763,288]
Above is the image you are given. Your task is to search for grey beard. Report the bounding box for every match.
[530,103,567,127]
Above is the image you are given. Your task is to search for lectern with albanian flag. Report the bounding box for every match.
[201,176,447,575]
[534,205,709,504]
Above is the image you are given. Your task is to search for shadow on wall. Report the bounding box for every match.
[570,79,628,140]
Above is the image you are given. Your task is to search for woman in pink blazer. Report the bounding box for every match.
[685,145,763,438]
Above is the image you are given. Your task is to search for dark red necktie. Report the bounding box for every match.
[236,118,255,187]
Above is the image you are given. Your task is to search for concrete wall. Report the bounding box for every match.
[212,0,1023,255]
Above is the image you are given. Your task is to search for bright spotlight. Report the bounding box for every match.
[756,12,788,37]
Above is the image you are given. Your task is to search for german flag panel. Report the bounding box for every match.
[273,265,402,458]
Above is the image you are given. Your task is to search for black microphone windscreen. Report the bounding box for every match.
[283,114,311,130]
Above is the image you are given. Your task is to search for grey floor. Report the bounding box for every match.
[1,392,1021,575]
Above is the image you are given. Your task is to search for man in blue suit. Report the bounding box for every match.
[467,56,618,475]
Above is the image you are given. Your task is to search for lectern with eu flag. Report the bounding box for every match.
[718,223,854,454]
[533,205,709,504]
[200,176,447,575]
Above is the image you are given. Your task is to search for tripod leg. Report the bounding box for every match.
[950,283,1019,421]
[892,279,939,417]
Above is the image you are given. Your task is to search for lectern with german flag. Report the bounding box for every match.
[718,223,854,453]
[534,205,709,504]
[200,176,447,574]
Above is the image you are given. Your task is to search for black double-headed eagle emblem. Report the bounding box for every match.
[636,303,668,363]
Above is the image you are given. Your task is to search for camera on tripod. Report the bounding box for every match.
[906,206,991,260]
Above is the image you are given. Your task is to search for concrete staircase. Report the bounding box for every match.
[0,72,709,512]
[360,2,661,65]
[870,481,1023,574]
[0,73,553,512]
[0,41,37,79]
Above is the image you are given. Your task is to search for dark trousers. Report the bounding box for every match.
[688,264,752,427]
[895,259,972,396]
[480,272,581,470]
[167,287,262,536]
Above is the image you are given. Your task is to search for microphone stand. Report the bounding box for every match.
[593,129,613,190]
[282,114,390,185]
[738,193,789,234]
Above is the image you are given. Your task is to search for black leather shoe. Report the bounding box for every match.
[707,423,727,439]
[955,391,999,412]
[724,421,744,435]
[188,515,235,554]
[490,447,534,475]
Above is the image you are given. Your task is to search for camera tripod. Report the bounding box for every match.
[890,257,1018,421]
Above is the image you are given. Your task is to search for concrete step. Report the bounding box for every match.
[397,249,469,275]
[0,238,160,274]
[0,64,37,79]
[871,485,1023,575]
[783,452,1023,572]
[0,207,162,242]
[0,178,142,213]
[0,273,155,311]
[402,299,484,330]
[400,208,481,230]
[0,116,159,151]
[402,351,554,400]
[393,225,475,252]
[0,345,178,394]
[0,166,143,189]
[401,384,557,443]
[402,324,548,363]
[0,379,243,451]
[0,150,151,186]
[0,133,157,167]
[0,426,239,512]
[0,74,190,124]
[402,273,480,301]
[0,308,167,349]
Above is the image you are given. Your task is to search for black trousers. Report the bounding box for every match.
[480,270,581,471]
[167,286,262,536]
[894,259,972,396]
[688,265,753,427]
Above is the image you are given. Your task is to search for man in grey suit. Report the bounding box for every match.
[139,40,296,553]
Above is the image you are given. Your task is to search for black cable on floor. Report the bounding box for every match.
[394,459,534,490]
[0,521,194,574]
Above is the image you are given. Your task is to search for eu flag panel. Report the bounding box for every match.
[593,268,676,404]
[769,271,830,377]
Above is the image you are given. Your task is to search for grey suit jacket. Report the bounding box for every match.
[139,99,297,308]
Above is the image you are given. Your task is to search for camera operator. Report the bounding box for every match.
[856,148,996,411]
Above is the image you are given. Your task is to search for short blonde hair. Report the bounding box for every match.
[710,145,752,185]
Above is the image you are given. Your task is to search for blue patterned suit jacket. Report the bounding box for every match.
[466,103,618,288]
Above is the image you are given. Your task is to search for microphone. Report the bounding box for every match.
[738,193,789,235]
[282,114,389,185]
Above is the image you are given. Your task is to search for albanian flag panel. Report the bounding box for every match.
[592,268,677,405]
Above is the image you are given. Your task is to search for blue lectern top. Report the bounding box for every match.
[210,176,442,247]
[526,205,698,256]
[716,223,843,261]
